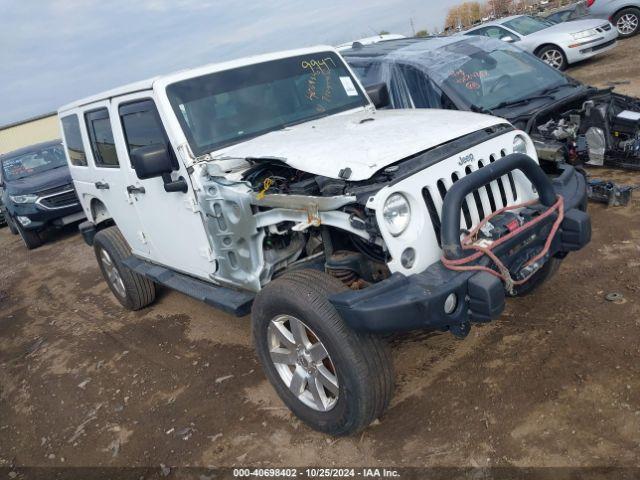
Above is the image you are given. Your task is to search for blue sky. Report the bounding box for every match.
[0,0,461,125]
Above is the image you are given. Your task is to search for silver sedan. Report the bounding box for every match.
[464,14,618,70]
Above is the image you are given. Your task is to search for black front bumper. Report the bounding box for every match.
[7,201,84,231]
[331,155,590,337]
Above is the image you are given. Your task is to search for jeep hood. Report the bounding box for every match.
[211,109,508,181]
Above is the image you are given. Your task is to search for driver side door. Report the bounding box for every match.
[111,93,215,280]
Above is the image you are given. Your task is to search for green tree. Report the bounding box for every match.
[415,29,429,37]
[379,30,390,35]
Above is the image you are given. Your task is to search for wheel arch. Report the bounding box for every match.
[89,197,113,226]
[613,4,640,17]
[534,43,565,56]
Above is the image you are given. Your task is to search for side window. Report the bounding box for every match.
[119,99,174,168]
[485,27,510,39]
[85,108,119,167]
[61,115,88,167]
[349,61,382,87]
[465,27,487,36]
[399,65,446,109]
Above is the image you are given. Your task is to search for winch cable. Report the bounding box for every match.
[442,195,564,293]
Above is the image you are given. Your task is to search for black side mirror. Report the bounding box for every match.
[366,83,390,109]
[130,143,188,193]
[131,144,174,180]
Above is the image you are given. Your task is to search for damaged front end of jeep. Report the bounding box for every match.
[192,126,591,339]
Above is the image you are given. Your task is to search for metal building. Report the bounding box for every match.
[0,112,60,155]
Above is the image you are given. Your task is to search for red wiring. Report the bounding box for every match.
[442,195,565,291]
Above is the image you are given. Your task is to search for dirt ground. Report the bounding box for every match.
[1,38,640,475]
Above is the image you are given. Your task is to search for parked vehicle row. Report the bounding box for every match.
[463,14,618,70]
[56,46,590,436]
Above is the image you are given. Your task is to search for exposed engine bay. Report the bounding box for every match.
[529,91,640,170]
[196,158,393,292]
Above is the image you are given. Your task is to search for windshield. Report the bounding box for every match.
[167,52,368,155]
[1,144,67,181]
[346,38,572,112]
[435,40,570,110]
[503,16,554,35]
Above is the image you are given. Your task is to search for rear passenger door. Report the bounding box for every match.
[60,107,149,255]
[82,101,150,255]
[112,94,213,279]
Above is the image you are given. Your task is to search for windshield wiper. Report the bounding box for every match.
[490,94,554,111]
[538,83,577,96]
[470,104,492,115]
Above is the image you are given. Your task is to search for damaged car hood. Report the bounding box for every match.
[211,109,507,181]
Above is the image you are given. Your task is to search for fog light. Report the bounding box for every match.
[401,247,415,269]
[16,216,31,226]
[444,293,458,314]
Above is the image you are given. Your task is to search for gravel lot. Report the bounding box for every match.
[0,37,639,472]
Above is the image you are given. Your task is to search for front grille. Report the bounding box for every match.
[422,149,519,246]
[37,183,74,197]
[39,190,79,209]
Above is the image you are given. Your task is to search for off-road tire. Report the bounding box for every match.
[537,45,567,71]
[613,8,640,38]
[93,226,156,310]
[17,224,43,249]
[509,257,562,297]
[252,269,394,436]
[5,214,18,235]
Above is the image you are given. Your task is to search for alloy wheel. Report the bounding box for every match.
[540,49,564,69]
[617,13,639,36]
[267,314,339,412]
[100,248,126,298]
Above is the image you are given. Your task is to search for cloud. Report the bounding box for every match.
[0,0,460,125]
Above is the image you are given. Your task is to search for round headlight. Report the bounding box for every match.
[513,135,528,154]
[382,193,411,236]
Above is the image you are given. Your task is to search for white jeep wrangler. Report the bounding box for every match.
[58,46,590,436]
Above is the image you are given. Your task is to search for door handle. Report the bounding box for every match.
[94,181,110,190]
[126,185,146,194]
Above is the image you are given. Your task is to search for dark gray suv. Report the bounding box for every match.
[0,140,85,249]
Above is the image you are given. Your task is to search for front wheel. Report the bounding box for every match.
[537,45,567,71]
[613,8,640,37]
[93,226,156,310]
[17,225,43,249]
[509,257,562,297]
[252,269,394,436]
[5,214,19,235]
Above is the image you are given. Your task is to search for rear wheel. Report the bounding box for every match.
[614,8,640,37]
[93,226,156,310]
[537,45,567,71]
[252,269,394,436]
[17,225,43,250]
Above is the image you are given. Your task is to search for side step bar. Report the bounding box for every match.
[122,256,254,317]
